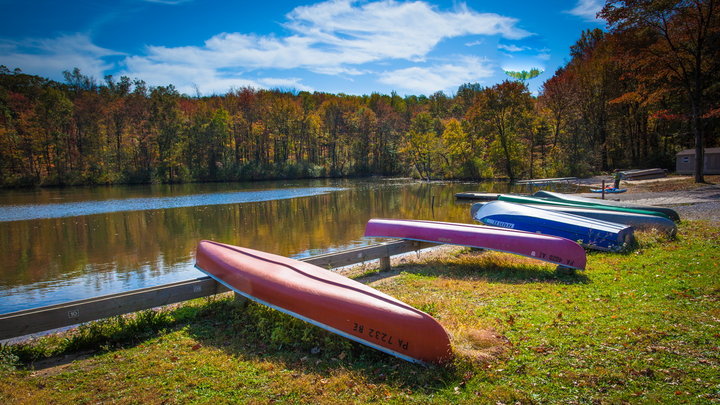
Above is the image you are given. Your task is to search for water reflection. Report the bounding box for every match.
[0,179,555,313]
[0,187,343,221]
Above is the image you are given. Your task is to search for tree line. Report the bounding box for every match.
[0,1,717,187]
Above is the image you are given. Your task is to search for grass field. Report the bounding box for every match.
[1,220,719,404]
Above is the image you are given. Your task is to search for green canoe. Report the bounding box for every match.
[497,194,672,220]
[532,190,680,221]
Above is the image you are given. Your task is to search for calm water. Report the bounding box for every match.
[0,178,540,314]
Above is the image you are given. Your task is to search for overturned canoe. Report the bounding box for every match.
[514,176,578,184]
[364,218,586,270]
[473,201,635,252]
[471,202,676,235]
[532,190,680,221]
[620,168,667,180]
[455,192,505,201]
[195,240,452,365]
[498,194,671,220]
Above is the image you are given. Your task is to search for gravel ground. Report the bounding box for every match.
[572,178,720,222]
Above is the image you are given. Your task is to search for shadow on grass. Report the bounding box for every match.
[3,308,181,369]
[183,297,462,395]
[614,227,679,255]
[355,257,591,286]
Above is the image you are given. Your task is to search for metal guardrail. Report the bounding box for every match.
[0,240,436,341]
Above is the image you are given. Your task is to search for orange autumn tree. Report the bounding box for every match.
[601,0,720,182]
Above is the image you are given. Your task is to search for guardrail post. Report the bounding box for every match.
[379,255,391,272]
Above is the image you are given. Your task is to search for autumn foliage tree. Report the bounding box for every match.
[1,1,718,190]
[468,81,534,180]
[601,0,720,182]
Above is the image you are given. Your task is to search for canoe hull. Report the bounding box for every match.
[472,202,676,235]
[620,168,667,180]
[498,194,670,220]
[532,190,680,221]
[364,218,586,270]
[195,241,452,365]
[455,192,504,201]
[473,201,635,252]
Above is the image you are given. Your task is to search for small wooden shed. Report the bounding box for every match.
[676,147,720,174]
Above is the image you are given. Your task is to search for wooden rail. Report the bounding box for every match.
[0,240,437,341]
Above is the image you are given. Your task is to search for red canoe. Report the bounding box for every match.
[195,240,452,365]
[364,219,587,270]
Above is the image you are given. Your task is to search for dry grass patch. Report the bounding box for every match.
[454,328,511,365]
[628,174,719,192]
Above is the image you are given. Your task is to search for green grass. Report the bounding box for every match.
[1,221,719,404]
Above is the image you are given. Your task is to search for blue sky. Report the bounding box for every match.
[0,0,605,96]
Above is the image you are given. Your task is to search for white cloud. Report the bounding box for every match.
[498,44,529,52]
[310,66,366,76]
[285,0,531,62]
[497,44,551,62]
[378,56,493,94]
[258,78,314,92]
[122,55,262,95]
[0,34,120,80]
[567,0,604,22]
[501,62,545,73]
[119,0,531,80]
[113,1,531,94]
[1,1,533,95]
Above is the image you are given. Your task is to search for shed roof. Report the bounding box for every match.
[676,147,720,156]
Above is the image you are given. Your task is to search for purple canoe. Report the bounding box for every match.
[364,219,587,270]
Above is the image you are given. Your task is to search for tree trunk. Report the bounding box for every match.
[693,110,704,183]
[692,65,705,183]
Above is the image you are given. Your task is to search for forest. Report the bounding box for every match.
[0,0,718,187]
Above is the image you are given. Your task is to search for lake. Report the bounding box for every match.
[0,178,540,314]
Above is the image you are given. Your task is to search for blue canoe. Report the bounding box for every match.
[471,202,676,236]
[590,188,626,193]
[472,200,635,252]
